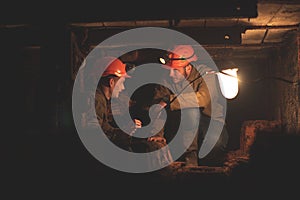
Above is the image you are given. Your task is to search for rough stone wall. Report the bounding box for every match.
[273,31,299,134]
[298,31,300,134]
[240,120,282,154]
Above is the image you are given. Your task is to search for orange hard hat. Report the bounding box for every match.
[159,45,198,69]
[90,56,130,78]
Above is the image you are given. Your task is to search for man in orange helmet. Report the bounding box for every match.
[84,56,173,168]
[84,56,142,150]
[154,45,229,167]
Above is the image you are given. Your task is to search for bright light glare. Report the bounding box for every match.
[217,68,239,99]
[159,57,166,64]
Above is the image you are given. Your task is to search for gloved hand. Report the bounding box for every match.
[149,101,168,120]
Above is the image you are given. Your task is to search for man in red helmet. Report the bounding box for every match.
[84,56,142,150]
[154,45,229,167]
[84,56,173,168]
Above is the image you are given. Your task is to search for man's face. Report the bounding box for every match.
[168,67,186,84]
[111,77,125,98]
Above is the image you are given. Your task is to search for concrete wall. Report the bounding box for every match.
[271,31,299,134]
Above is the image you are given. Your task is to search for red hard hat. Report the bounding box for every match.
[160,45,198,69]
[90,56,130,78]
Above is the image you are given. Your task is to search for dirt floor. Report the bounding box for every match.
[4,129,300,198]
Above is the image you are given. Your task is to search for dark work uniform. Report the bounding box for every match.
[85,87,173,168]
[85,88,132,150]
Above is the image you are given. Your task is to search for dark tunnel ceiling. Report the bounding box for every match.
[1,0,300,45]
[1,0,259,23]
